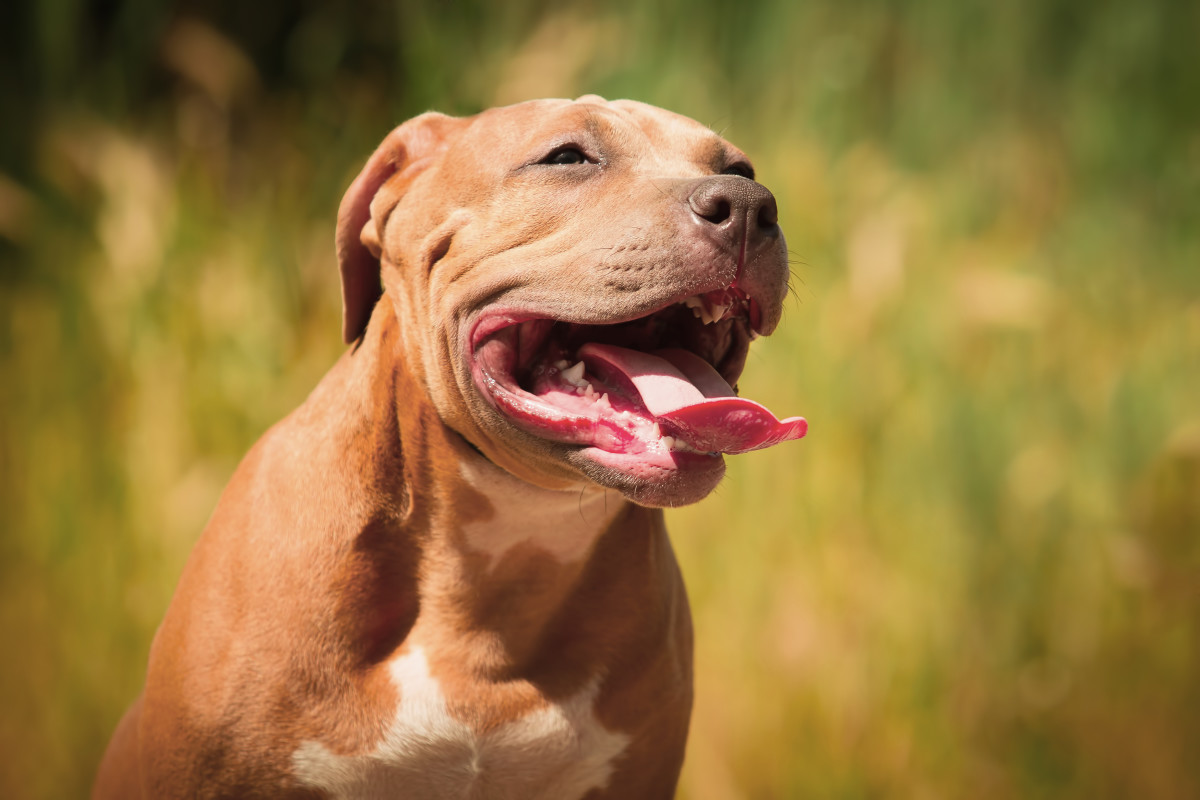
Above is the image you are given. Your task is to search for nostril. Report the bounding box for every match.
[700,199,732,225]
[756,197,778,228]
[689,181,738,226]
[690,178,777,232]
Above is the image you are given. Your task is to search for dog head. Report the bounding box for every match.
[337,96,805,507]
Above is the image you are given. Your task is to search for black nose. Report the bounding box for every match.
[688,176,779,234]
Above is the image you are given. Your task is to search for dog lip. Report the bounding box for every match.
[467,293,754,392]
[466,279,768,354]
[466,299,740,470]
[465,292,805,477]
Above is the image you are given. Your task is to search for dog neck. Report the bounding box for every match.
[333,306,633,677]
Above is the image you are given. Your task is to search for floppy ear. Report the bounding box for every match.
[336,112,459,343]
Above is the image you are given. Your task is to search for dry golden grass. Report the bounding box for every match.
[1,2,1197,796]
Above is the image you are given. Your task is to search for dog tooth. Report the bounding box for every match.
[554,359,570,370]
[661,435,676,451]
[596,393,611,410]
[561,361,586,386]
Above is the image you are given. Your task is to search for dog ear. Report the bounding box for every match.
[336,112,460,343]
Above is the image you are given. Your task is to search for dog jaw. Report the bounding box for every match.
[368,97,806,507]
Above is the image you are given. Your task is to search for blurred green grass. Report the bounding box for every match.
[2,1,1198,797]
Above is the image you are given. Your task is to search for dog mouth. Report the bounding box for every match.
[470,287,807,473]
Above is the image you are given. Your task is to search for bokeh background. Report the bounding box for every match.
[2,0,1198,797]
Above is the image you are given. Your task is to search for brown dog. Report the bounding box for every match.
[93,95,805,799]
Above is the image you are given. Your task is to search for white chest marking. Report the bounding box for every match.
[456,458,619,567]
[291,647,630,800]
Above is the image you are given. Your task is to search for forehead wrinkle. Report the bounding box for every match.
[576,105,726,175]
[573,104,638,140]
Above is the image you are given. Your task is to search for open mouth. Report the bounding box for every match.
[470,287,807,473]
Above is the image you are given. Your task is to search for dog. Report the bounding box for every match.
[93,95,806,799]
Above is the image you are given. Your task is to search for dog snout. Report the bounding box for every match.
[687,176,779,238]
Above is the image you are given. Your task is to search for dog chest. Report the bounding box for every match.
[290,647,629,799]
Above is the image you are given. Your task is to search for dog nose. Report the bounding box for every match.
[688,176,779,235]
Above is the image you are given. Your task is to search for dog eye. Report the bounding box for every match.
[722,162,755,180]
[540,147,589,166]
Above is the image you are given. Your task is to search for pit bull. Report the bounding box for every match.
[93,95,806,799]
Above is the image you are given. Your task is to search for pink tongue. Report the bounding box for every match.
[579,344,807,454]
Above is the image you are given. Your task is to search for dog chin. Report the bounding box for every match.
[568,448,727,508]
[469,426,728,508]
